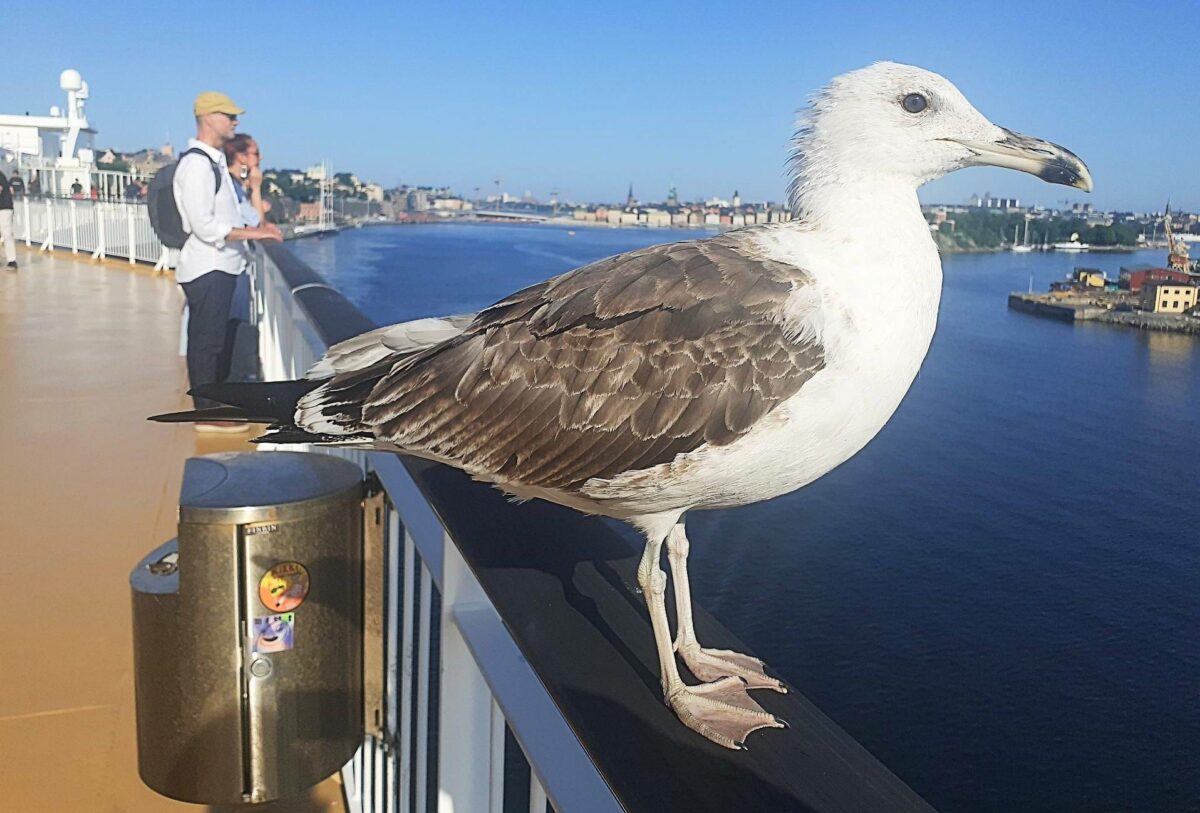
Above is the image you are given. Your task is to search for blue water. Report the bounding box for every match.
[294,224,1200,812]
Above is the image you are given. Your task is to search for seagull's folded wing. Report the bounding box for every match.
[300,233,826,491]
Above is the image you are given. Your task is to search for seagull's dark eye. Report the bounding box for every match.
[902,93,928,114]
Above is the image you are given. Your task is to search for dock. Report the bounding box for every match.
[1007,292,1200,334]
[1007,292,1107,321]
[0,247,342,812]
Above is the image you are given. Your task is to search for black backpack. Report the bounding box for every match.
[147,147,223,249]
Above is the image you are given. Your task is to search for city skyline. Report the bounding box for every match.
[4,1,1197,212]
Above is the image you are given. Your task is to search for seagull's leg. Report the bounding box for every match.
[638,532,782,749]
[666,522,786,692]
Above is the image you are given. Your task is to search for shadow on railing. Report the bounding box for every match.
[253,242,938,813]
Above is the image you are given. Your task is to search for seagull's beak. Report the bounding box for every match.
[944,128,1093,192]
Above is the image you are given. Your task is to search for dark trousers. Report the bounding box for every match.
[181,270,238,409]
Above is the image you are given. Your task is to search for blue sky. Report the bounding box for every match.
[5,1,1197,211]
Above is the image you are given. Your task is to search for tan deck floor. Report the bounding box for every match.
[0,248,344,812]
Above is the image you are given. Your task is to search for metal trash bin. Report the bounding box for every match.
[131,451,365,805]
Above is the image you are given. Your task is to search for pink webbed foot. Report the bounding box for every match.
[677,643,787,693]
[666,675,786,750]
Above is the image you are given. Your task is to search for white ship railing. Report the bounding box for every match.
[10,195,174,270]
[251,245,620,813]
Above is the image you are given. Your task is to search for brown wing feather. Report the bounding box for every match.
[308,231,826,492]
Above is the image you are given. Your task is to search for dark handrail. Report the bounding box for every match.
[261,241,937,813]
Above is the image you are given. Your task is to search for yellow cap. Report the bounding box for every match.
[193,91,245,117]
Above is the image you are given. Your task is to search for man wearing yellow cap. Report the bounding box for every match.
[174,91,282,431]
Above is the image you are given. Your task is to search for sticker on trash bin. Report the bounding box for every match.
[252,613,295,654]
[258,562,310,612]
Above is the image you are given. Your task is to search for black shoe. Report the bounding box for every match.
[5,261,15,270]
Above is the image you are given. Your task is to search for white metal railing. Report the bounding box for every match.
[251,248,622,813]
[10,157,153,201]
[10,195,174,270]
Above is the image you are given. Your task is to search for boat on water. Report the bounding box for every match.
[1011,220,1033,253]
[291,223,339,239]
[1053,231,1090,252]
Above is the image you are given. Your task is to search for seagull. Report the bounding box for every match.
[153,62,1091,750]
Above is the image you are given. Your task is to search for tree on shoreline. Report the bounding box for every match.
[934,211,1140,250]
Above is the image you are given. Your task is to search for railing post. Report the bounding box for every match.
[415,565,433,813]
[436,536,493,813]
[40,199,52,252]
[529,774,548,813]
[399,531,417,813]
[489,700,505,813]
[92,204,105,261]
[69,200,78,253]
[22,197,31,245]
[127,203,137,265]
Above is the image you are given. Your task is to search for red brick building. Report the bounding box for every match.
[1118,264,1196,292]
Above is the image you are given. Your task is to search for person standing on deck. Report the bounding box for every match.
[0,171,16,270]
[222,133,270,376]
[223,133,270,229]
[173,91,281,432]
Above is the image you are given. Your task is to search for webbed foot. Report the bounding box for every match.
[677,643,787,692]
[667,676,786,750]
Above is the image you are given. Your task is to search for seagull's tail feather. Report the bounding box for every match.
[149,380,346,445]
[148,404,270,423]
[189,380,321,422]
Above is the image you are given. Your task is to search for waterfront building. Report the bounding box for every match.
[406,188,429,212]
[124,146,174,177]
[1141,281,1199,314]
[1118,264,1195,292]
[431,196,470,211]
[644,209,670,228]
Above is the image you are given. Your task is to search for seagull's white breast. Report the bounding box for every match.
[582,216,943,517]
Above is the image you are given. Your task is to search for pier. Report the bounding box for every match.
[2,204,936,811]
[1007,292,1200,334]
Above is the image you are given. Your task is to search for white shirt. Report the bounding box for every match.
[173,138,247,283]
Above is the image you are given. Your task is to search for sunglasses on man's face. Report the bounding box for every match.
[221,113,238,123]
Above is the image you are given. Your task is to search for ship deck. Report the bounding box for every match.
[0,247,342,812]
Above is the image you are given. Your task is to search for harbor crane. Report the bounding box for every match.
[1162,201,1194,273]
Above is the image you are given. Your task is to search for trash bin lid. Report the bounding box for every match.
[179,452,363,524]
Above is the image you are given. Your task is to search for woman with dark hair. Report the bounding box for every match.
[221,133,271,383]
[223,133,269,227]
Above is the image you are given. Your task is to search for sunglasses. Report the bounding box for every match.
[220,113,238,122]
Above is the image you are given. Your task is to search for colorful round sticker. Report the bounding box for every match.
[258,562,310,612]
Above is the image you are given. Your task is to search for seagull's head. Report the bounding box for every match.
[789,62,1092,211]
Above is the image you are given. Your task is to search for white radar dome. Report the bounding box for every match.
[49,105,62,117]
[59,69,83,91]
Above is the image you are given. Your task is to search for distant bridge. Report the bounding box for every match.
[472,209,550,222]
